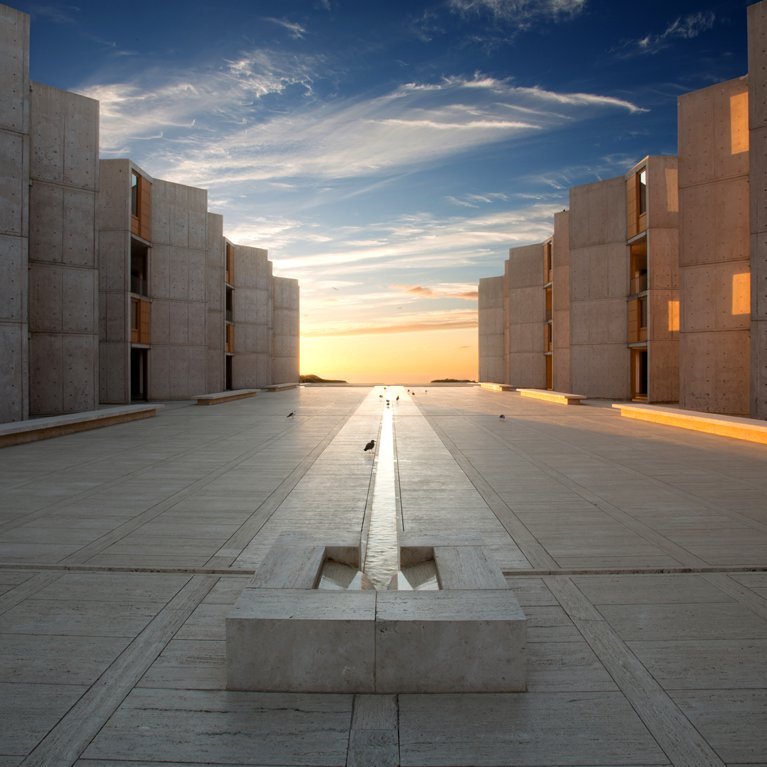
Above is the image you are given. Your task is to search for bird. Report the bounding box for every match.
[379,394,383,398]
[396,396,399,401]
[425,390,428,394]
[499,414,505,420]
[364,439,376,452]
[287,411,295,418]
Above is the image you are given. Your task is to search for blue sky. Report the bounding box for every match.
[20,0,750,379]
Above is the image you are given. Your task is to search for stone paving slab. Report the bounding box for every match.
[0,386,766,765]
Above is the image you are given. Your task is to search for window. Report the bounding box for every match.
[226,287,233,322]
[131,299,138,331]
[628,297,648,344]
[131,240,149,296]
[639,297,648,331]
[627,167,648,238]
[131,173,139,217]
[545,286,552,322]
[130,298,151,344]
[544,242,552,284]
[226,243,235,284]
[226,323,234,353]
[638,169,647,215]
[631,348,648,401]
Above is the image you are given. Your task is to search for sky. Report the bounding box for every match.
[18,0,751,382]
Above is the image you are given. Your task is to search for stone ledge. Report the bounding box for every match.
[0,405,163,449]
[265,382,300,392]
[518,389,586,405]
[612,403,767,445]
[193,389,258,405]
[480,382,514,391]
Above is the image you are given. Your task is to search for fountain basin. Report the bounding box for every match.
[226,532,527,693]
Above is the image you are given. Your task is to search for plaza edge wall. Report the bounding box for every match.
[206,212,225,394]
[749,2,767,419]
[272,276,300,384]
[0,4,29,423]
[569,177,630,399]
[478,276,504,383]
[678,77,751,415]
[28,82,99,416]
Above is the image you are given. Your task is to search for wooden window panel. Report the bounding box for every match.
[130,299,140,344]
[139,300,151,345]
[627,298,638,344]
[626,177,637,239]
[139,176,151,241]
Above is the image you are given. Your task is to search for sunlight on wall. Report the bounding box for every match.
[668,300,679,332]
[300,328,479,382]
[665,168,679,213]
[731,92,749,155]
[732,272,751,315]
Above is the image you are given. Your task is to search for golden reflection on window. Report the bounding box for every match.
[732,272,750,315]
[668,300,679,332]
[731,92,749,155]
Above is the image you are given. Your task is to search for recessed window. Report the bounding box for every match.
[131,173,139,217]
[638,169,647,215]
[131,299,138,330]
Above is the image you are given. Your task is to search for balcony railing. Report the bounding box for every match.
[131,275,148,296]
[630,273,648,294]
[225,309,233,323]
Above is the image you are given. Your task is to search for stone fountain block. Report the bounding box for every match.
[226,531,527,693]
[227,588,376,693]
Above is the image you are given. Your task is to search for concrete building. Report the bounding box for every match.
[479,0,765,418]
[1,4,100,423]
[0,2,300,422]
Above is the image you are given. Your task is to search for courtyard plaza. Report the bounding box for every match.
[0,386,766,767]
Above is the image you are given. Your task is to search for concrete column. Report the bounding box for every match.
[0,4,30,423]
[507,243,546,389]
[750,0,767,419]
[27,82,99,416]
[678,78,751,415]
[478,276,505,383]
[233,245,273,388]
[272,276,299,384]
[569,177,629,399]
[552,211,570,393]
[149,179,208,399]
[206,213,224,393]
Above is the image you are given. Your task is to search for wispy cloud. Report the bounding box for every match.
[613,11,716,58]
[27,4,80,25]
[391,285,439,298]
[84,67,646,188]
[302,309,479,337]
[448,0,586,26]
[263,18,309,39]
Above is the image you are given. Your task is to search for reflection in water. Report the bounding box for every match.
[363,394,400,591]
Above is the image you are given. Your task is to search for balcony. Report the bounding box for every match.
[545,308,552,322]
[226,309,233,323]
[630,273,648,295]
[131,275,148,297]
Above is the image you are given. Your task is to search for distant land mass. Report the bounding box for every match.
[431,378,476,383]
[300,374,348,384]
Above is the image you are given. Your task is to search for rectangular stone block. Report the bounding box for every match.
[375,590,526,693]
[227,589,376,693]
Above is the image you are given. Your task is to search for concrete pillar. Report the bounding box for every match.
[552,211,570,393]
[678,78,751,415]
[206,213,224,393]
[272,276,299,384]
[233,245,273,388]
[0,4,29,423]
[507,243,546,388]
[569,177,630,399]
[749,0,767,419]
[478,276,505,383]
[27,82,99,416]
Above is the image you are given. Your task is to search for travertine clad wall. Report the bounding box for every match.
[206,213,225,393]
[0,4,29,422]
[149,180,208,399]
[272,276,300,384]
[478,276,505,383]
[645,156,681,403]
[678,77,751,415]
[569,177,629,399]
[552,211,570,393]
[749,3,767,419]
[507,243,545,388]
[233,245,273,389]
[27,83,99,416]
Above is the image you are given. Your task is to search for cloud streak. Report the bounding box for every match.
[614,12,716,58]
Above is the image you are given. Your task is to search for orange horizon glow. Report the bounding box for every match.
[300,327,479,382]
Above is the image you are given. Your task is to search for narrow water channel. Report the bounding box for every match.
[362,390,399,590]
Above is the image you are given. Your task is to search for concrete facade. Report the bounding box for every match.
[507,243,546,389]
[272,276,300,385]
[478,276,504,383]
[552,211,570,392]
[0,3,300,421]
[0,4,29,423]
[678,78,751,415]
[750,3,767,419]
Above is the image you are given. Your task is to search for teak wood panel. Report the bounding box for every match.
[226,323,234,353]
[627,178,637,239]
[131,298,151,345]
[226,243,234,284]
[130,174,152,241]
[628,298,638,343]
